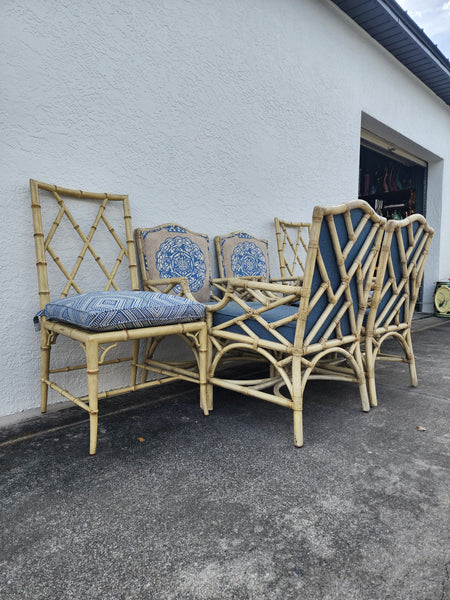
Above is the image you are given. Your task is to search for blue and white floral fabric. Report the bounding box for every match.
[216,232,270,280]
[136,224,211,302]
[36,291,205,331]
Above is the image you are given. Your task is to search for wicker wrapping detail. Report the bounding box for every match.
[363,214,434,406]
[206,201,386,447]
[274,218,311,278]
[31,181,208,455]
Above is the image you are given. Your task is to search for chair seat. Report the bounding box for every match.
[213,298,354,346]
[213,301,298,344]
[37,291,205,331]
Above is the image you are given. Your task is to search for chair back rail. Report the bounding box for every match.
[366,214,434,335]
[296,202,385,349]
[363,213,434,407]
[31,180,138,308]
[274,218,311,278]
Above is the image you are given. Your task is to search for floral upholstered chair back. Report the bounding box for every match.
[214,231,270,281]
[135,224,212,303]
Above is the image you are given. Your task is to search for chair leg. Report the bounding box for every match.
[86,339,99,456]
[364,340,378,407]
[205,334,214,412]
[405,330,418,387]
[198,326,209,416]
[205,384,213,413]
[355,344,371,411]
[292,356,303,447]
[131,339,140,387]
[367,377,377,408]
[408,360,418,387]
[293,408,303,447]
[359,378,370,413]
[40,329,51,413]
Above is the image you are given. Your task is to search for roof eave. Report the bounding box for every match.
[329,0,450,106]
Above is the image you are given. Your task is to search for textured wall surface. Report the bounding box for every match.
[1,0,449,417]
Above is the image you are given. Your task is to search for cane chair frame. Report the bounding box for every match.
[363,214,433,406]
[274,218,311,278]
[31,180,207,455]
[206,201,386,447]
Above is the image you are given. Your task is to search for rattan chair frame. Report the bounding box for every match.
[206,201,386,447]
[274,218,311,279]
[31,180,207,455]
[363,214,434,406]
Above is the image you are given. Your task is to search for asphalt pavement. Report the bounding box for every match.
[0,316,449,600]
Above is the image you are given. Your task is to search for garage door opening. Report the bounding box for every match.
[358,128,427,220]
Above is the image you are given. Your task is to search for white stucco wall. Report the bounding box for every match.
[1,0,449,417]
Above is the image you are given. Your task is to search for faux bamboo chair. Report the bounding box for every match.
[31,181,208,455]
[363,213,434,406]
[274,218,311,278]
[206,200,386,447]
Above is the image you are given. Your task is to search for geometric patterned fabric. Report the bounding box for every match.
[215,231,270,280]
[36,291,206,331]
[135,224,212,303]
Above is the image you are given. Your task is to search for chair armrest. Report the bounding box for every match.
[270,276,304,285]
[210,276,266,302]
[143,277,197,301]
[207,277,303,312]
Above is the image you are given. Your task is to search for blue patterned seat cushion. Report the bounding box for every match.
[37,291,205,331]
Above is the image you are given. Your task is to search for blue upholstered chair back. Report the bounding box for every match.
[211,201,385,349]
[369,214,433,330]
[299,202,385,347]
[135,224,212,303]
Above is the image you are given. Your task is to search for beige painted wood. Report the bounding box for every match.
[274,218,311,278]
[206,201,386,447]
[363,213,434,406]
[31,180,207,455]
